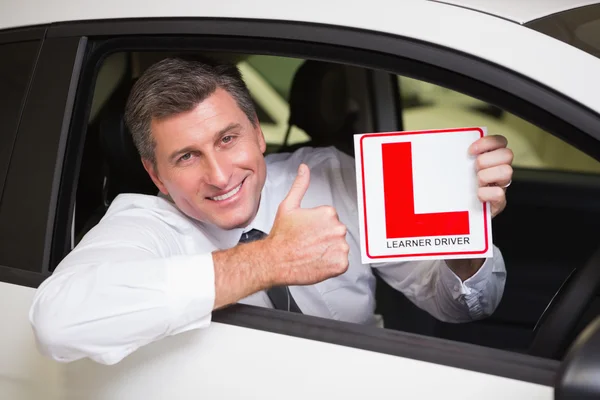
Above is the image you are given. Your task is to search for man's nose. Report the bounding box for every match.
[203,154,231,189]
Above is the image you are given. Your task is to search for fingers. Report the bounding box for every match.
[477,164,513,187]
[325,235,350,277]
[280,164,310,211]
[314,205,348,270]
[315,205,340,220]
[469,135,508,155]
[478,186,507,217]
[471,135,513,219]
[475,147,514,171]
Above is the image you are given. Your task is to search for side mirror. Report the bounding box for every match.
[555,316,600,399]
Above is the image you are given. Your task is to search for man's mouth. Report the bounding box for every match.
[208,181,244,201]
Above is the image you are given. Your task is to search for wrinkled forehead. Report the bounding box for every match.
[150,89,254,154]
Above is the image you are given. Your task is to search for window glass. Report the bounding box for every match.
[398,76,600,174]
[0,40,39,197]
[527,4,600,60]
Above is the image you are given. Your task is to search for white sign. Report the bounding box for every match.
[354,127,493,263]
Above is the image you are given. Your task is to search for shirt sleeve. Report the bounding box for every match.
[330,146,507,323]
[29,213,216,365]
[373,250,507,322]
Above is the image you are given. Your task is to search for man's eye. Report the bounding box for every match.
[179,153,192,161]
[222,135,233,144]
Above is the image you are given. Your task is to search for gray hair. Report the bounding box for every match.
[124,56,257,164]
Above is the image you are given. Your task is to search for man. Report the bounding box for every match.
[29,57,511,365]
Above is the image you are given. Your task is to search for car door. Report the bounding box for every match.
[1,15,599,400]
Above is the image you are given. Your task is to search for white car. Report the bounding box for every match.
[1,1,600,399]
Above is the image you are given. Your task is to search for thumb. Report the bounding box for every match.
[281,163,310,211]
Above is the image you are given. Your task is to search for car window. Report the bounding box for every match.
[0,40,39,199]
[64,45,600,364]
[0,36,84,275]
[526,3,600,61]
[398,76,600,174]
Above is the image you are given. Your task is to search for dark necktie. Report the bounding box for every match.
[238,229,303,314]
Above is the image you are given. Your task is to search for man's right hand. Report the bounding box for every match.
[263,163,350,286]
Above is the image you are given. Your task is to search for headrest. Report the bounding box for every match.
[287,60,351,147]
[98,80,157,202]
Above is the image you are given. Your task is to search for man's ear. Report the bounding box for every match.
[142,158,169,195]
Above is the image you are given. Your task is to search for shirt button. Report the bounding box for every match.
[454,285,460,292]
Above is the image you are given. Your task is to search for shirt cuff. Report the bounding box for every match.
[439,255,497,320]
[166,253,215,335]
[441,255,496,291]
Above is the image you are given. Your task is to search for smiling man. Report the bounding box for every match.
[147,92,267,231]
[30,57,512,365]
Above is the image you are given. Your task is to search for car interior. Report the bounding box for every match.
[71,50,600,360]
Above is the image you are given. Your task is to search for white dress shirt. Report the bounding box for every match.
[29,146,506,365]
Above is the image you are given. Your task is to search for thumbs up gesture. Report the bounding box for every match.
[264,164,350,287]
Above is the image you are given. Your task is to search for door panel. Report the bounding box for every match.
[63,323,553,400]
[0,282,63,400]
[0,279,554,400]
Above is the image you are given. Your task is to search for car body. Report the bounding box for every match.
[1,0,600,399]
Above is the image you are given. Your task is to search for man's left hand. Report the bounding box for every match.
[469,134,514,218]
[446,135,513,281]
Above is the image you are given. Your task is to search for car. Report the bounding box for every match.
[1,0,600,398]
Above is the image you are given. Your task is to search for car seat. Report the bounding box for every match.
[75,78,156,243]
[280,59,358,157]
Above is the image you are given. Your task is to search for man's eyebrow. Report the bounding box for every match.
[168,123,243,163]
[215,123,242,138]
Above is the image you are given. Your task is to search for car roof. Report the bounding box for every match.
[2,0,599,32]
[2,0,600,116]
[431,0,600,24]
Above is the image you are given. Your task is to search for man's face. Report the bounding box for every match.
[143,88,267,230]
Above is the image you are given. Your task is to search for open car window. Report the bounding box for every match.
[64,41,600,366]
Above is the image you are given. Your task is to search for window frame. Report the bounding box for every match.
[5,17,600,386]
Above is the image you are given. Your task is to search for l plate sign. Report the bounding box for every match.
[354,127,494,263]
